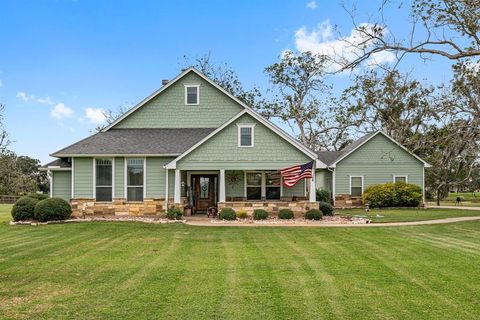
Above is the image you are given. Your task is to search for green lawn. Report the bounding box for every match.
[1,205,480,319]
[336,207,480,223]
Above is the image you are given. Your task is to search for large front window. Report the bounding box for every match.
[246,172,262,200]
[95,159,113,201]
[265,171,281,200]
[127,158,144,201]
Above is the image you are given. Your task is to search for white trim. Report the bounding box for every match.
[349,176,364,196]
[48,170,53,198]
[93,158,96,199]
[237,124,255,147]
[165,168,169,206]
[124,158,127,199]
[393,175,408,183]
[165,108,321,169]
[422,166,425,204]
[330,168,336,206]
[71,158,75,199]
[219,169,226,202]
[184,84,200,105]
[124,157,146,202]
[309,162,316,202]
[261,172,266,199]
[144,157,147,199]
[174,169,181,203]
[112,157,115,198]
[40,167,72,171]
[330,131,430,168]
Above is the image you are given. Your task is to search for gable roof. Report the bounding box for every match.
[165,108,324,169]
[102,67,247,132]
[316,131,430,167]
[51,128,216,157]
[39,158,72,171]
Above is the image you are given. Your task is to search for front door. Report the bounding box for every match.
[192,175,218,213]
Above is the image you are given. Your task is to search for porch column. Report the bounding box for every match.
[165,168,169,206]
[174,169,181,204]
[219,169,226,203]
[309,166,316,202]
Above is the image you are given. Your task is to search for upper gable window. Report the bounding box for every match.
[185,85,199,105]
[238,124,255,147]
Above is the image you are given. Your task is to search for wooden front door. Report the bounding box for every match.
[192,175,218,213]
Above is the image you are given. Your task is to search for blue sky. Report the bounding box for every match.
[0,0,453,163]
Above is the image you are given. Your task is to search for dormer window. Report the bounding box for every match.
[185,85,199,105]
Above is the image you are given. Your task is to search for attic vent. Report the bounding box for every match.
[162,79,169,86]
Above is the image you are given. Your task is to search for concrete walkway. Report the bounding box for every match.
[426,205,480,211]
[185,216,480,228]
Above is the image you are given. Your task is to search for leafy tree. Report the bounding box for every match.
[0,103,11,152]
[0,151,38,195]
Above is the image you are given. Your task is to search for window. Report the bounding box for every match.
[350,176,363,196]
[394,175,408,183]
[185,85,199,105]
[238,125,254,147]
[246,172,262,200]
[265,171,281,200]
[95,159,112,201]
[127,158,144,201]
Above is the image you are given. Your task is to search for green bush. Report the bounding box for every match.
[363,182,422,208]
[304,209,323,220]
[236,210,248,219]
[253,209,269,220]
[11,196,39,221]
[319,202,334,216]
[34,197,72,222]
[219,208,236,220]
[278,209,294,219]
[27,193,49,201]
[316,189,331,203]
[166,207,183,220]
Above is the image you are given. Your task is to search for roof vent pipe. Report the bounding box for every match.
[162,79,169,86]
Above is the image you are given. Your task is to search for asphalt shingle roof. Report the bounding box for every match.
[41,158,72,169]
[51,128,216,156]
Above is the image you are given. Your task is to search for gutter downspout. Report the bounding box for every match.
[328,167,335,206]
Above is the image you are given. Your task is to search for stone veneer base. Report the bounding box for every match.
[334,194,363,208]
[218,201,319,218]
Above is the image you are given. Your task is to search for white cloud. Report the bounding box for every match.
[294,20,395,70]
[84,107,106,124]
[51,103,74,119]
[306,1,318,9]
[37,96,55,105]
[16,91,35,102]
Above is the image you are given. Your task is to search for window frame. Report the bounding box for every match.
[237,124,255,147]
[265,170,281,200]
[93,158,114,202]
[393,175,408,183]
[184,84,200,105]
[244,171,283,201]
[349,176,364,197]
[124,157,146,202]
[245,171,262,200]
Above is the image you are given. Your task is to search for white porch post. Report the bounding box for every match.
[165,168,169,206]
[174,169,181,204]
[309,164,316,202]
[219,169,226,203]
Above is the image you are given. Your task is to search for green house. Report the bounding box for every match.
[41,68,430,216]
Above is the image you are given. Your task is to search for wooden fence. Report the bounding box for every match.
[0,195,21,204]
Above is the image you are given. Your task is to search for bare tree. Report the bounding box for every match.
[94,104,131,132]
[337,0,480,69]
[0,103,11,152]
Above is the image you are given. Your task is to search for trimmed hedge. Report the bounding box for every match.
[34,197,72,222]
[278,209,294,219]
[11,196,39,221]
[363,182,422,208]
[219,208,236,220]
[305,209,323,220]
[236,210,248,219]
[253,209,269,220]
[27,193,49,201]
[316,189,331,203]
[319,202,334,216]
[166,207,183,220]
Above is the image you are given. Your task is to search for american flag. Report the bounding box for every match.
[280,161,314,188]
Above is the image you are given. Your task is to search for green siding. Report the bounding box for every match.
[73,158,93,198]
[282,180,305,197]
[316,169,332,192]
[177,113,311,170]
[225,170,244,198]
[335,134,424,194]
[113,72,243,129]
[146,157,175,198]
[52,171,71,201]
[114,157,124,198]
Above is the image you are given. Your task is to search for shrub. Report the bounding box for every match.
[166,207,183,220]
[363,182,422,208]
[27,193,49,201]
[34,197,72,222]
[236,210,248,219]
[219,208,236,220]
[253,209,269,220]
[316,189,331,203]
[304,209,323,220]
[278,209,294,219]
[319,202,334,216]
[11,196,39,221]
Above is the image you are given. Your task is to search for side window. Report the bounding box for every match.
[95,158,113,201]
[394,176,407,183]
[126,158,144,201]
[350,176,363,196]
